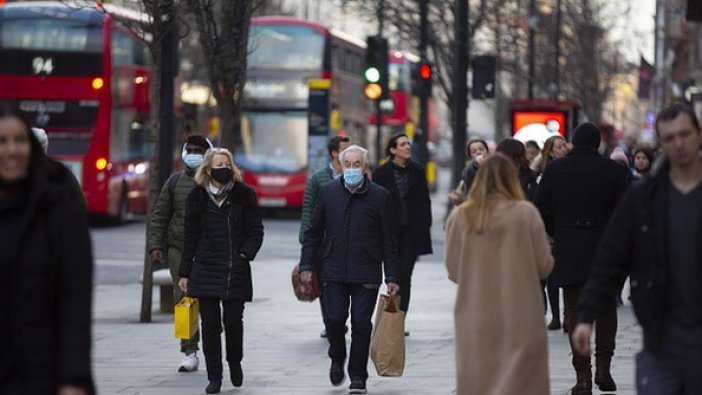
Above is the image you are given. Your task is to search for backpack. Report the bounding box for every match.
[168,171,183,207]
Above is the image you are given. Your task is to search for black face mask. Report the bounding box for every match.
[211,167,233,184]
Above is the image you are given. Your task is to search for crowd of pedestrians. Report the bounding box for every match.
[3,101,702,395]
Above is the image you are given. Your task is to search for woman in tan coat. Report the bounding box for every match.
[445,153,553,395]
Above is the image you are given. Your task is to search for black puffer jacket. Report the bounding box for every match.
[300,176,400,284]
[6,161,94,395]
[180,182,264,301]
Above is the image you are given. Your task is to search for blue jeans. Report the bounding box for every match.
[323,282,379,383]
[636,324,702,394]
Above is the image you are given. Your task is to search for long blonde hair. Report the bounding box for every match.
[194,148,243,187]
[460,153,525,233]
[539,135,566,173]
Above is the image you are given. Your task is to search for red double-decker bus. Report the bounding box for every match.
[0,2,151,222]
[240,17,367,208]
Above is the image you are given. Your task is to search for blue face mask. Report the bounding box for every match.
[343,168,364,188]
[183,154,203,169]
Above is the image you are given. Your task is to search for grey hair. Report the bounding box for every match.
[339,144,369,168]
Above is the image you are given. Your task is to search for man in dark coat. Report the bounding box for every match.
[534,122,628,394]
[372,134,432,317]
[300,145,400,395]
[573,103,702,394]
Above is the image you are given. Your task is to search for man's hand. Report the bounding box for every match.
[448,191,462,204]
[571,323,593,356]
[149,249,163,263]
[299,271,314,284]
[386,282,400,295]
[178,278,189,293]
[58,385,87,395]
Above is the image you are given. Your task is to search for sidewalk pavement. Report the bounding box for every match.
[94,260,642,395]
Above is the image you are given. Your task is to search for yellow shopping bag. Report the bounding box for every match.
[174,296,199,339]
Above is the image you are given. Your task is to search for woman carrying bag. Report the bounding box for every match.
[178,148,264,394]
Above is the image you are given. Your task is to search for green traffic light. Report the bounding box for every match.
[364,67,381,83]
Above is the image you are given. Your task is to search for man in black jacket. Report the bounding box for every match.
[534,122,628,394]
[300,145,400,395]
[573,103,702,394]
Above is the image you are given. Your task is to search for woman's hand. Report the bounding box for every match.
[58,386,87,395]
[178,278,189,293]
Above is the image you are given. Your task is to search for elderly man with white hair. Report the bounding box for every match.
[300,144,401,395]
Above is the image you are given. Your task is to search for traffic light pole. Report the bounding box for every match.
[416,0,430,167]
[452,0,468,189]
[375,0,384,166]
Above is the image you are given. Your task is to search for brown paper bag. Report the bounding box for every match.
[370,294,405,376]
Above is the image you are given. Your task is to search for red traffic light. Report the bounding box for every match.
[419,63,432,80]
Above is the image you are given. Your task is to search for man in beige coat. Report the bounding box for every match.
[445,153,553,395]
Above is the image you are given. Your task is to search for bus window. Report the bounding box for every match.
[1,17,102,52]
[236,111,308,174]
[248,25,324,71]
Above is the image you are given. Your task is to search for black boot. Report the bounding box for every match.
[230,363,243,387]
[547,318,561,330]
[205,380,221,394]
[595,366,617,391]
[329,359,345,386]
[571,378,592,395]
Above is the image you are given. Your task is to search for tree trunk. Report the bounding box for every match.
[140,42,163,323]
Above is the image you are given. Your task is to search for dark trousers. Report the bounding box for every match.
[563,284,617,379]
[199,298,245,381]
[542,275,560,320]
[398,228,418,313]
[323,282,379,383]
[636,324,702,394]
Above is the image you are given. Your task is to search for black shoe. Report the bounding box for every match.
[349,380,367,394]
[562,321,568,334]
[404,331,410,337]
[320,328,328,338]
[571,378,592,395]
[330,359,345,386]
[547,319,561,330]
[595,368,617,391]
[230,363,243,387]
[205,380,221,394]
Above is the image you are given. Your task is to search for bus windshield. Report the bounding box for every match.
[236,111,308,174]
[248,24,324,71]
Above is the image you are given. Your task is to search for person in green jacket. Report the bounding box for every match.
[147,134,213,372]
[299,135,350,338]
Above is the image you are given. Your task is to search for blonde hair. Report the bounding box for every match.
[194,148,242,187]
[460,153,525,233]
[540,135,566,173]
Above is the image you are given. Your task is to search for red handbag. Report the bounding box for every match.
[291,263,322,301]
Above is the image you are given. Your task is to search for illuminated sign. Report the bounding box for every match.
[512,111,566,137]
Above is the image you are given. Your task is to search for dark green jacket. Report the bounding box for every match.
[299,166,334,244]
[147,169,197,252]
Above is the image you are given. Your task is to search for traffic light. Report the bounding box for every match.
[472,55,496,99]
[412,61,433,98]
[364,35,388,100]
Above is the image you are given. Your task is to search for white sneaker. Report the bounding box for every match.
[178,352,199,372]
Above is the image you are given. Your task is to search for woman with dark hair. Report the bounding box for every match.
[179,148,264,394]
[448,139,490,204]
[373,134,432,324]
[631,147,655,179]
[0,108,94,395]
[536,135,568,330]
[496,138,537,200]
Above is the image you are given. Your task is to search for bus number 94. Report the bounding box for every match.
[32,57,54,75]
